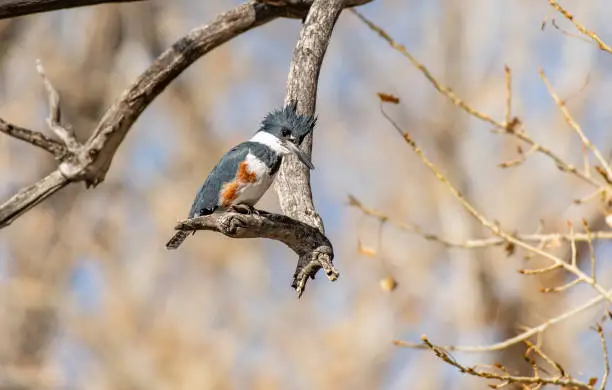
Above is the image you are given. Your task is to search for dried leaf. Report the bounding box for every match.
[380,276,398,292]
[377,92,400,104]
[504,242,516,257]
[347,194,361,207]
[588,377,598,386]
[596,165,612,184]
[516,145,523,154]
[357,240,377,258]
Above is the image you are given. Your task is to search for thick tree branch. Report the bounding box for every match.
[0,0,143,20]
[271,0,345,292]
[176,211,338,297]
[276,0,343,231]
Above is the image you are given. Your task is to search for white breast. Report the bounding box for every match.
[233,152,276,206]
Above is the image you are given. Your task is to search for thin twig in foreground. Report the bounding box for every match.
[540,69,612,183]
[595,323,609,390]
[0,117,68,159]
[547,0,612,54]
[420,336,594,389]
[352,9,602,189]
[394,289,608,352]
[36,59,79,150]
[378,102,612,302]
[349,194,612,249]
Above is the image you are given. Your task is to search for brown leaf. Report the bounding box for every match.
[377,92,400,104]
[504,242,516,257]
[357,240,377,258]
[588,377,598,386]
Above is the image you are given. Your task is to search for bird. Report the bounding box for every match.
[166,102,316,249]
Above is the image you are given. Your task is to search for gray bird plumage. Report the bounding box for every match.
[188,142,282,218]
[166,103,316,250]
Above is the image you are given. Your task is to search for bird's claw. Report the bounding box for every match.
[229,204,261,215]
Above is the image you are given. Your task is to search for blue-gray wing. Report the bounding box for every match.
[188,144,250,218]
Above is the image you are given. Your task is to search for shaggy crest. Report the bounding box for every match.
[260,101,317,143]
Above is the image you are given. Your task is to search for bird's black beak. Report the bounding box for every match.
[283,138,314,170]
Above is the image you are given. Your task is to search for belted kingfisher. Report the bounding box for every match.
[166,103,316,249]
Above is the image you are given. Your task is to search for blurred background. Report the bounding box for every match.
[1,0,612,388]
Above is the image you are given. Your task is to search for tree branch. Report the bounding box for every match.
[0,0,144,20]
[0,170,68,227]
[269,0,345,293]
[0,117,67,159]
[176,210,338,298]
[36,59,79,150]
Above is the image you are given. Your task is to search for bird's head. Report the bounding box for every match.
[257,102,317,169]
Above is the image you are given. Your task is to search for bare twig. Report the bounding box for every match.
[0,117,67,159]
[540,69,612,182]
[420,336,594,389]
[0,0,144,20]
[352,9,602,189]
[394,287,610,352]
[541,278,580,293]
[520,263,562,275]
[547,18,593,45]
[378,102,612,301]
[174,210,338,298]
[524,339,566,379]
[594,323,609,390]
[349,194,612,249]
[36,59,79,150]
[547,0,612,54]
[504,65,512,126]
[569,221,577,267]
[583,218,597,282]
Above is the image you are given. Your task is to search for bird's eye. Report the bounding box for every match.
[281,127,291,137]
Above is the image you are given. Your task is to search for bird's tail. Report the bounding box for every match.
[166,230,191,249]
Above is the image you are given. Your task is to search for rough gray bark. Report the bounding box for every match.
[270,0,345,291]
[276,0,343,232]
[0,0,143,19]
[175,210,338,297]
